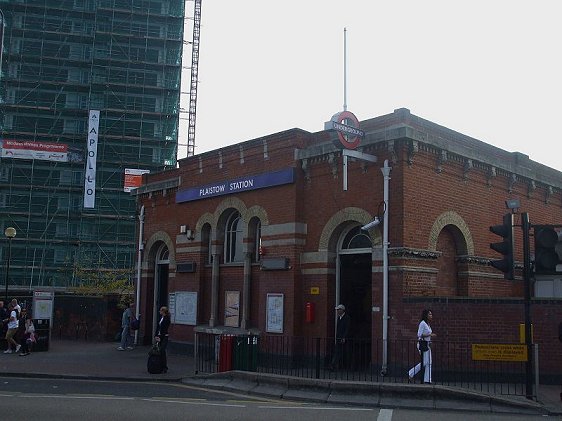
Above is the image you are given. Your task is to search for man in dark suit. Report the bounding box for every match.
[330,304,350,370]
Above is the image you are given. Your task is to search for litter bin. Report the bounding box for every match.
[218,334,234,372]
[34,319,50,352]
[233,335,258,371]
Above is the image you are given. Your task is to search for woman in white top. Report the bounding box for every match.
[407,309,436,384]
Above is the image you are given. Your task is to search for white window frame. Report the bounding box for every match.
[224,211,243,263]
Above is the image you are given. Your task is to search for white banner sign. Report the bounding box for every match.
[83,110,100,209]
[1,139,68,162]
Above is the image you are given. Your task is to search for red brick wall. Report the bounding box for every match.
[138,111,562,377]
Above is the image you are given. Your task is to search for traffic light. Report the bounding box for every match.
[534,225,562,275]
[489,213,514,280]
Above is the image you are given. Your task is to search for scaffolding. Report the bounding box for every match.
[186,0,201,158]
[0,0,185,289]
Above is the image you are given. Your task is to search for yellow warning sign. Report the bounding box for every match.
[472,344,528,362]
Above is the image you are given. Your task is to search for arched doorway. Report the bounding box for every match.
[153,244,169,334]
[337,226,372,368]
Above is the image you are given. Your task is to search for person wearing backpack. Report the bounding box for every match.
[117,302,135,351]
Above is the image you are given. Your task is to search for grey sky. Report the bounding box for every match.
[180,1,562,172]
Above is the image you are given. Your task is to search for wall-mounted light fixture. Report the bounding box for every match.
[180,225,195,240]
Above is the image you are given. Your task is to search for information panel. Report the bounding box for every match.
[472,344,528,361]
[266,293,284,333]
[173,292,197,325]
[32,290,54,321]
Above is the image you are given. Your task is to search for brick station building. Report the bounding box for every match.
[134,108,562,379]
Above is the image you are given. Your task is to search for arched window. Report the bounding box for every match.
[436,225,461,296]
[224,211,243,263]
[157,244,169,263]
[342,226,372,250]
[248,218,262,262]
[201,223,212,265]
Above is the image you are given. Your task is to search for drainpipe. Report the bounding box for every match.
[381,160,391,374]
[134,205,144,345]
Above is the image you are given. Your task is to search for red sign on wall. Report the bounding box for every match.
[124,168,150,192]
[324,110,364,149]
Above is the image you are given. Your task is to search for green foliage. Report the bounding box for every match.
[58,256,135,307]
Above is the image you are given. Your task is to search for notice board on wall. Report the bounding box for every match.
[224,290,240,327]
[170,291,197,325]
[266,293,284,333]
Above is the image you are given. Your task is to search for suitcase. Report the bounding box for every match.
[147,343,163,374]
[147,353,164,374]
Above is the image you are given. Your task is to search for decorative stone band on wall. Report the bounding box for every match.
[428,210,474,255]
[389,247,440,259]
[318,207,381,251]
[456,255,491,265]
[301,250,337,264]
[395,266,439,274]
[301,268,337,275]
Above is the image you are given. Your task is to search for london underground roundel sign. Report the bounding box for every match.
[324,110,364,150]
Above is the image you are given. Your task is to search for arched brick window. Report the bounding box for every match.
[201,223,212,265]
[224,210,243,263]
[248,217,262,263]
[341,226,372,250]
[435,225,463,296]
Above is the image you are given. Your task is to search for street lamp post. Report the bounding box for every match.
[4,227,16,302]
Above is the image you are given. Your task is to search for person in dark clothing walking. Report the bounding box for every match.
[330,304,350,370]
[155,306,171,373]
[0,301,8,337]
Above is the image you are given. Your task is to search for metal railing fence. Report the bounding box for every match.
[195,333,530,397]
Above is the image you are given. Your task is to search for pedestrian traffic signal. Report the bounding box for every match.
[489,213,514,280]
[534,225,562,275]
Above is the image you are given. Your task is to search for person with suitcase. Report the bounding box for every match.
[147,342,163,374]
[148,306,170,374]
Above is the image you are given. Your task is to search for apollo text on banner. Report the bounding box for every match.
[83,110,100,209]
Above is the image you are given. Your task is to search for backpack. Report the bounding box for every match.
[130,315,140,331]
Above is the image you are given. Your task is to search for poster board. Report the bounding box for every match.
[224,291,240,327]
[173,292,197,325]
[34,299,53,320]
[32,290,54,321]
[266,293,284,333]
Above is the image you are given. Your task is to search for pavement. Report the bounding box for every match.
[0,338,560,416]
